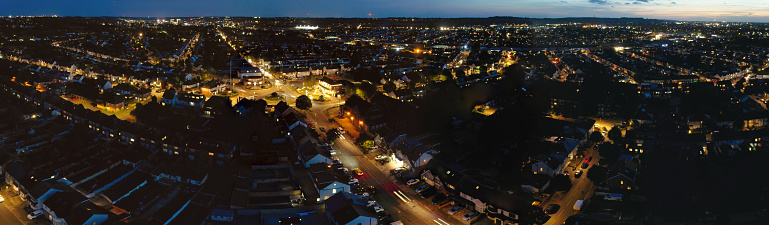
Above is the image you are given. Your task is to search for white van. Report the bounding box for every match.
[604,193,623,201]
[573,200,585,210]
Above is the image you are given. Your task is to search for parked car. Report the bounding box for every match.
[544,204,560,214]
[406,179,420,186]
[584,156,592,162]
[462,211,479,221]
[574,170,583,178]
[364,185,377,194]
[348,178,359,185]
[581,162,589,169]
[414,185,428,193]
[373,205,385,213]
[448,206,463,215]
[573,200,585,210]
[604,193,623,201]
[419,187,437,198]
[375,154,388,160]
[0,196,4,203]
[27,210,43,219]
[432,194,447,205]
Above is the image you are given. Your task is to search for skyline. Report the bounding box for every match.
[4,0,769,23]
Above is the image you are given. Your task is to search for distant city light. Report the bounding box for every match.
[295,25,319,30]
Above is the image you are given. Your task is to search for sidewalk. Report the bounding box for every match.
[1,187,46,225]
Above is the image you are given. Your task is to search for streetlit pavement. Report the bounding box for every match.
[0,187,37,225]
[542,145,602,225]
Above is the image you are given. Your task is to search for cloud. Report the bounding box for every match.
[634,0,652,2]
[588,0,609,4]
[671,1,676,4]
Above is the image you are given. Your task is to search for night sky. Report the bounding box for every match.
[4,0,769,22]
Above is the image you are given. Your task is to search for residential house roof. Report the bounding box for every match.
[151,162,207,182]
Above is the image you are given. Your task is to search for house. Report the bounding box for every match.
[39,190,109,225]
[233,98,266,116]
[319,77,343,97]
[238,67,265,87]
[4,161,37,201]
[202,95,233,118]
[200,80,226,95]
[389,134,436,172]
[135,88,151,101]
[605,154,640,191]
[298,140,332,167]
[27,181,68,210]
[282,112,307,131]
[209,209,235,222]
[530,152,568,177]
[520,174,552,194]
[324,192,378,225]
[309,163,351,203]
[174,92,205,108]
[112,83,138,96]
[393,89,412,102]
[161,90,205,108]
[151,162,208,186]
[96,79,112,90]
[273,101,297,119]
[103,94,128,112]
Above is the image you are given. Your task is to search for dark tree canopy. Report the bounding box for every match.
[383,81,396,93]
[296,95,312,110]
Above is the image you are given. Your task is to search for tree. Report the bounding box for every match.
[608,127,623,142]
[548,174,572,192]
[383,81,396,93]
[356,81,377,100]
[589,130,604,143]
[296,95,312,110]
[598,143,622,163]
[586,166,608,185]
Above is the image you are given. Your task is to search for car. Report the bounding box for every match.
[0,196,4,203]
[363,185,377,194]
[406,179,420,186]
[581,162,589,169]
[328,118,335,123]
[339,167,348,173]
[319,127,326,132]
[419,187,437,198]
[574,170,583,178]
[27,210,43,220]
[448,206,462,215]
[348,178,359,185]
[367,200,377,207]
[353,168,364,176]
[329,149,337,155]
[432,194,447,205]
[361,192,370,197]
[414,185,428,193]
[373,205,385,213]
[375,154,388,160]
[584,156,592,162]
[544,204,561,214]
[462,211,479,221]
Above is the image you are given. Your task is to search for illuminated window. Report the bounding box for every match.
[209,152,214,156]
